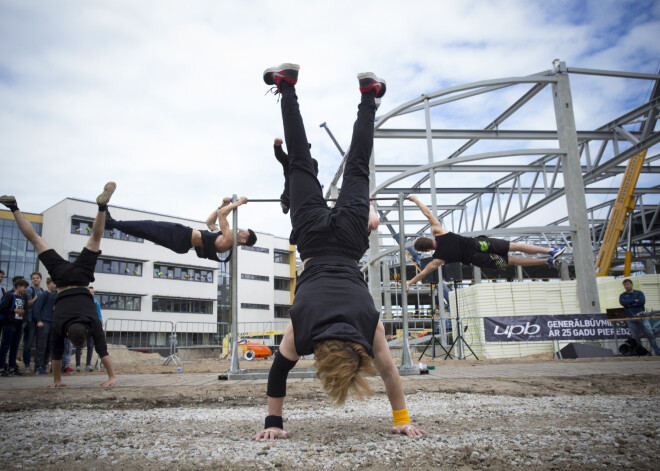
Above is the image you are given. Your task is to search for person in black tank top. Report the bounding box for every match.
[104,197,256,261]
[254,64,425,442]
[405,195,568,291]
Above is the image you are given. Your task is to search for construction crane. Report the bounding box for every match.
[594,149,648,276]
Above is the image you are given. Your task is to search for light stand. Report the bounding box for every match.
[419,282,450,360]
[443,266,479,360]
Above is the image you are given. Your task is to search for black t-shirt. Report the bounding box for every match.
[433,232,477,265]
[290,256,380,357]
[194,230,232,262]
[0,292,26,327]
[51,288,109,360]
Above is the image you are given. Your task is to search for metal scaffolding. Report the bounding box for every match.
[326,60,660,317]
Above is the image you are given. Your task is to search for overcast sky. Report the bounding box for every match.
[1,0,659,240]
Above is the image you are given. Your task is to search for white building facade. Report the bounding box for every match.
[40,198,295,346]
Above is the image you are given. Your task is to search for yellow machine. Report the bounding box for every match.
[595,149,647,276]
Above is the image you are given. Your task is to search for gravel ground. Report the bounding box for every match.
[1,391,658,470]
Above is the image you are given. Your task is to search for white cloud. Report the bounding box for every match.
[0,0,658,242]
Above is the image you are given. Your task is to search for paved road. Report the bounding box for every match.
[0,359,658,390]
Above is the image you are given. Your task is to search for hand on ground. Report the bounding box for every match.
[253,427,289,441]
[47,382,67,388]
[391,423,426,438]
[100,377,116,388]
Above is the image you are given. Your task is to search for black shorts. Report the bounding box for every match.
[39,248,99,287]
[471,236,509,270]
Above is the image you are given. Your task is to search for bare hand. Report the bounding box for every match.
[274,138,283,146]
[15,308,24,316]
[221,197,232,207]
[238,196,248,205]
[101,377,116,388]
[37,322,44,328]
[391,423,426,438]
[47,382,67,388]
[405,283,411,293]
[253,427,289,441]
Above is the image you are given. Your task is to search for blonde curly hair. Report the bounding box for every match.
[314,339,377,406]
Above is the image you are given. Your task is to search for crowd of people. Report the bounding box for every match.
[0,270,101,376]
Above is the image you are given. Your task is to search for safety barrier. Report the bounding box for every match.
[104,318,175,357]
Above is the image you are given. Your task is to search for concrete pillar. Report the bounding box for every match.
[473,266,482,283]
[516,265,523,280]
[645,259,656,275]
[560,260,570,280]
[551,60,601,313]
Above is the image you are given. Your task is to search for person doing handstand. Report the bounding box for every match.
[254,63,425,442]
[406,195,567,292]
[105,197,256,262]
[0,183,118,388]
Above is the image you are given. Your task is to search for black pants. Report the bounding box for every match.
[281,82,376,260]
[107,218,193,254]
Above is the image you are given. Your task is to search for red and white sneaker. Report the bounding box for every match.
[62,366,75,373]
[263,63,300,91]
[357,72,386,98]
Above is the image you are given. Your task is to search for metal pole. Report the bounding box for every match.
[398,193,413,367]
[368,148,382,315]
[230,194,240,373]
[551,59,601,313]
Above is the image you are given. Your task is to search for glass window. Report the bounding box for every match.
[274,250,290,264]
[274,277,291,291]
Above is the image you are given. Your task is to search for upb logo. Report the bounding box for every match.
[493,322,541,338]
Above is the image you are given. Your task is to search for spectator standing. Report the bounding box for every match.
[0,269,5,339]
[0,279,29,376]
[619,278,660,355]
[33,278,56,374]
[22,272,44,373]
[75,286,102,372]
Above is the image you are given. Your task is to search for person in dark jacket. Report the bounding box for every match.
[0,278,29,376]
[619,278,660,355]
[33,278,57,374]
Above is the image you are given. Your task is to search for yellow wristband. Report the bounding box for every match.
[392,408,410,426]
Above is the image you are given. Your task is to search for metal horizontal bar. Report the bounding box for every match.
[374,129,633,140]
[374,164,660,173]
[379,187,660,195]
[566,67,660,81]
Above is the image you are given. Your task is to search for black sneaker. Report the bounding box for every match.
[0,195,17,208]
[263,63,300,91]
[8,368,20,376]
[357,72,386,98]
[96,182,116,206]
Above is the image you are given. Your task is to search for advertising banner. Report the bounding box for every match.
[483,314,630,342]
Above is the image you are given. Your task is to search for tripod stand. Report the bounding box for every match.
[444,278,479,360]
[419,283,450,360]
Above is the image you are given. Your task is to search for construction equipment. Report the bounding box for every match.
[595,149,647,276]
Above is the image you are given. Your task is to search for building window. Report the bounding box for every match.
[241,245,269,254]
[154,264,213,283]
[152,297,213,314]
[97,293,142,311]
[241,273,270,282]
[70,255,143,276]
[0,218,41,293]
[274,305,291,318]
[241,303,270,310]
[71,217,143,243]
[274,250,290,264]
[274,277,291,291]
